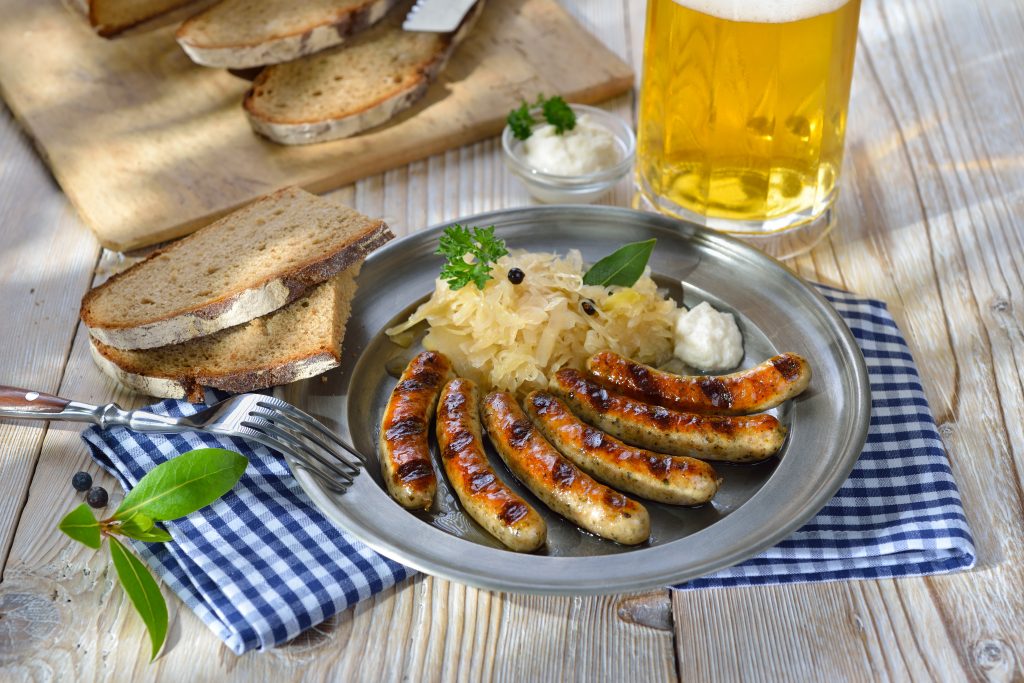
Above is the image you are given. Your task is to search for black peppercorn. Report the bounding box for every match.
[86,486,109,509]
[72,471,93,492]
[581,300,597,316]
[507,267,525,285]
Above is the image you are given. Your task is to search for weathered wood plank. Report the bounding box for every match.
[0,102,100,569]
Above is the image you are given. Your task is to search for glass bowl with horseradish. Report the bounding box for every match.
[502,101,635,204]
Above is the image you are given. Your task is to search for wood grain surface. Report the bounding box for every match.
[1,0,1022,681]
[0,0,632,251]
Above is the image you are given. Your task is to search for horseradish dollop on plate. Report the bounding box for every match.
[674,301,743,372]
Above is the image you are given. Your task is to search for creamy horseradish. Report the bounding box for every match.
[522,115,620,176]
[674,301,744,371]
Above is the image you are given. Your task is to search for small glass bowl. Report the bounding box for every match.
[502,103,636,204]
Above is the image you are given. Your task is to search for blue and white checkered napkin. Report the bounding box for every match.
[83,421,412,654]
[679,284,975,589]
[82,284,975,654]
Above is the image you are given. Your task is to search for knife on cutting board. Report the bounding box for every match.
[403,0,480,32]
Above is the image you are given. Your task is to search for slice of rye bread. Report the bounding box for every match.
[90,267,360,402]
[243,0,485,145]
[66,0,197,37]
[176,0,400,69]
[80,186,392,350]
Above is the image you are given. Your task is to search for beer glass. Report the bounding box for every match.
[636,0,862,258]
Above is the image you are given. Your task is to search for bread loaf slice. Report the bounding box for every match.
[90,267,359,402]
[67,0,197,37]
[176,0,400,69]
[243,0,485,145]
[80,186,392,350]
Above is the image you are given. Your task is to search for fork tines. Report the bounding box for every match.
[241,397,365,493]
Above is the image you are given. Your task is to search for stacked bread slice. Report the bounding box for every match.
[81,186,393,402]
[72,0,484,144]
[176,0,401,69]
[242,0,483,145]
[178,0,485,145]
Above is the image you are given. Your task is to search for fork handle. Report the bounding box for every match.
[0,384,117,426]
[0,386,71,414]
[0,385,195,434]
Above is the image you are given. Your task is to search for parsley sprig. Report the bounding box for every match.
[507,94,578,141]
[437,224,509,291]
[507,104,535,141]
[541,95,577,134]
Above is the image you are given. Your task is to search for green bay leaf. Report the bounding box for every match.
[113,448,247,522]
[58,504,101,549]
[582,239,657,287]
[120,512,155,533]
[117,514,173,543]
[109,537,168,660]
[123,527,174,543]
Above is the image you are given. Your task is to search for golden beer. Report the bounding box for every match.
[637,0,861,253]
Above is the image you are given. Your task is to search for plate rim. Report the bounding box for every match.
[285,204,872,594]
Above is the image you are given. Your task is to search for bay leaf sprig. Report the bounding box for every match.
[582,239,657,287]
[58,447,247,661]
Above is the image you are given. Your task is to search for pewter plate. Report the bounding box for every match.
[279,205,870,594]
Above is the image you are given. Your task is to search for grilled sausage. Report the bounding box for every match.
[481,391,650,545]
[436,379,547,552]
[378,351,454,509]
[551,369,786,463]
[525,391,721,505]
[586,351,811,416]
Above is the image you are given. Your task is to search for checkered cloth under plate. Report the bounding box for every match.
[677,284,975,589]
[82,284,975,654]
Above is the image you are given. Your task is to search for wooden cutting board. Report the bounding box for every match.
[0,0,632,251]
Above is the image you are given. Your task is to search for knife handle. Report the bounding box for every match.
[0,385,70,414]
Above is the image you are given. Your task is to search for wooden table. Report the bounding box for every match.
[1,1,1021,680]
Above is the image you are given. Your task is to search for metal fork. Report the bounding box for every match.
[0,386,364,493]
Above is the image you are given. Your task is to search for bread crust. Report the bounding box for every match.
[245,72,435,145]
[80,187,393,350]
[243,0,485,145]
[90,338,340,402]
[176,0,399,69]
[67,0,197,37]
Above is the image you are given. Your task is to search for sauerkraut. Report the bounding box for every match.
[386,249,677,394]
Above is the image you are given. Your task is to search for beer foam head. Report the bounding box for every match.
[671,0,850,23]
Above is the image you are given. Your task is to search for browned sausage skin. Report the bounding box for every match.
[525,391,721,505]
[379,351,454,509]
[436,379,547,552]
[586,351,812,416]
[551,369,786,463]
[481,391,650,545]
